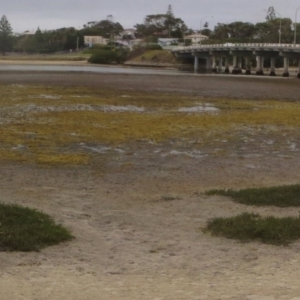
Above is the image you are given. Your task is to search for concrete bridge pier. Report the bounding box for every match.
[206,57,212,72]
[224,57,230,73]
[218,57,223,73]
[282,57,289,77]
[212,56,217,73]
[237,57,242,74]
[232,56,239,74]
[269,57,276,76]
[194,56,199,73]
[256,56,264,75]
[245,57,251,75]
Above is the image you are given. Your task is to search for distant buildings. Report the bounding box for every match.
[84,36,107,47]
[84,29,206,49]
[184,33,208,44]
[158,38,179,47]
[84,29,139,48]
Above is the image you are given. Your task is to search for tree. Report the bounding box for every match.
[254,18,293,43]
[211,22,255,43]
[134,7,188,39]
[166,5,174,18]
[266,6,276,21]
[93,20,123,38]
[0,15,13,55]
[201,22,212,37]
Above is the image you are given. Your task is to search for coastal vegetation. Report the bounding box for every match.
[0,203,73,251]
[206,184,300,207]
[1,84,300,165]
[204,213,300,245]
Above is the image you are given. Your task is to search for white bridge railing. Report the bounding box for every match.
[172,43,300,52]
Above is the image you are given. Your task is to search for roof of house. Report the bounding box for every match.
[185,34,208,39]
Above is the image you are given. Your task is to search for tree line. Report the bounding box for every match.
[0,6,300,55]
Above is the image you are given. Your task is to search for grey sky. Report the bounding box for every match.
[2,0,300,33]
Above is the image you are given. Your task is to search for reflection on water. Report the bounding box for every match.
[0,64,186,75]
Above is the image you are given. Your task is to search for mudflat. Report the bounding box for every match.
[1,71,300,300]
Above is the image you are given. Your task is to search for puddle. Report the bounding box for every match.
[101,105,144,112]
[264,139,274,145]
[9,104,144,113]
[289,142,297,151]
[83,146,112,154]
[82,145,125,154]
[161,150,206,159]
[29,94,62,100]
[178,104,218,113]
[39,94,62,100]
[11,84,25,88]
[245,164,257,169]
[11,144,26,150]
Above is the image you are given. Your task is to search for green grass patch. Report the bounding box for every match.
[204,213,300,245]
[0,203,73,251]
[206,184,300,207]
[2,84,300,165]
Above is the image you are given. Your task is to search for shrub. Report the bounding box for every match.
[204,213,300,245]
[88,48,129,64]
[0,203,73,251]
[88,50,116,64]
[205,184,300,207]
[115,48,130,63]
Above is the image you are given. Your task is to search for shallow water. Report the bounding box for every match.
[0,64,183,75]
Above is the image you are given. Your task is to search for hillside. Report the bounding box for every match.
[125,49,179,67]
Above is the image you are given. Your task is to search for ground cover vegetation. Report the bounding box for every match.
[0,203,73,251]
[204,213,300,245]
[205,184,300,245]
[1,84,300,166]
[206,184,300,207]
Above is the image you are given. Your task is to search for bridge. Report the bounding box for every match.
[172,43,300,77]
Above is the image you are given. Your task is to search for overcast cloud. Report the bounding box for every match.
[2,0,300,33]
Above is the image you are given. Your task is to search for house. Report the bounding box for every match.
[158,38,179,47]
[184,33,208,44]
[84,36,107,47]
[120,29,136,40]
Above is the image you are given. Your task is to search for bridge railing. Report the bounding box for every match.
[172,43,300,52]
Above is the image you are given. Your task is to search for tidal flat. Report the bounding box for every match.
[1,73,300,299]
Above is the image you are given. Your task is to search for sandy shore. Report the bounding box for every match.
[1,73,300,300]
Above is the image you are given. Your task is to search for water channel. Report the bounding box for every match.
[0,64,185,75]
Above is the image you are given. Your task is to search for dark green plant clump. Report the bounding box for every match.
[0,203,73,251]
[88,48,129,64]
[205,184,300,207]
[204,213,300,245]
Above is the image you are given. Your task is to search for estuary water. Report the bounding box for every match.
[0,64,184,75]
